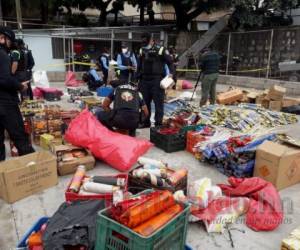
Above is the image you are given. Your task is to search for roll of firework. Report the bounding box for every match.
[144,168,167,178]
[133,169,146,178]
[143,172,166,187]
[91,176,126,187]
[83,182,119,194]
[168,169,188,186]
[138,157,166,168]
[69,165,86,193]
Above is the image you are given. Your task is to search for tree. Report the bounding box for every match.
[127,0,152,26]
[157,0,229,30]
[111,0,124,25]
[229,0,299,29]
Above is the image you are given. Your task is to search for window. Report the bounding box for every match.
[51,38,64,59]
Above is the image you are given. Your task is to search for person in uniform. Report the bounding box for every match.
[99,47,110,84]
[0,27,34,160]
[96,83,149,137]
[137,32,174,128]
[116,42,137,84]
[82,63,104,91]
[12,39,35,100]
[199,47,221,106]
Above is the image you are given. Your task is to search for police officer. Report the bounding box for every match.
[0,27,34,160]
[82,63,104,91]
[99,47,110,84]
[138,32,174,127]
[116,42,137,84]
[199,47,221,106]
[14,39,35,100]
[96,83,149,137]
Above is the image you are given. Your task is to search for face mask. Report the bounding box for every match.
[122,48,128,54]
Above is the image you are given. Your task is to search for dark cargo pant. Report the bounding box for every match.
[200,73,219,106]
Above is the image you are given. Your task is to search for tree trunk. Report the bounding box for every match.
[114,12,118,25]
[40,0,49,24]
[139,2,145,26]
[99,9,108,26]
[173,3,189,30]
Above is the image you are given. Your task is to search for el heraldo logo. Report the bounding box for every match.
[286,160,300,180]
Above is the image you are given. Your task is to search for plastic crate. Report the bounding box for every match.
[128,166,187,195]
[150,127,186,153]
[97,86,113,97]
[95,191,190,250]
[65,174,128,205]
[16,217,49,250]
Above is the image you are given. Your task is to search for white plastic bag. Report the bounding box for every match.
[32,70,50,88]
[160,76,175,89]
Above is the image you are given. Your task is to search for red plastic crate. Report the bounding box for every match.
[65,174,129,205]
[186,131,206,154]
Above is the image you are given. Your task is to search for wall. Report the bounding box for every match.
[218,75,300,96]
[23,31,65,72]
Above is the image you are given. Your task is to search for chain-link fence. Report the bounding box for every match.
[211,27,300,81]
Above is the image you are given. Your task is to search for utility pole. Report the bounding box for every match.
[15,0,23,31]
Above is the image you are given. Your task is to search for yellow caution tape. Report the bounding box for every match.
[41,61,269,74]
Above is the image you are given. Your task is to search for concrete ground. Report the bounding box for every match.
[1,82,300,250]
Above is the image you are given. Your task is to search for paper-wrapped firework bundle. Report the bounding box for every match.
[111,190,175,228]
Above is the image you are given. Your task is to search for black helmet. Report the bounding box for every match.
[16,38,25,47]
[121,42,128,48]
[0,27,15,42]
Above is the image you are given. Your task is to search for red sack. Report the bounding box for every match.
[64,110,153,171]
[33,87,44,99]
[65,71,82,87]
[219,177,283,231]
[182,80,193,89]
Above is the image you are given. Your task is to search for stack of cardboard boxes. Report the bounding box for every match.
[255,85,300,111]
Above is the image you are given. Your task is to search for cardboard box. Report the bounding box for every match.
[0,151,58,203]
[268,85,286,101]
[281,226,300,250]
[217,89,243,105]
[52,145,95,176]
[261,99,270,109]
[269,100,282,112]
[254,141,300,190]
[282,98,300,108]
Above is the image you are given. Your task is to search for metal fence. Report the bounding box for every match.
[211,27,300,81]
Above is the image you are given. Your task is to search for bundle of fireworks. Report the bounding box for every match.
[199,104,298,133]
[60,109,80,125]
[109,190,184,236]
[129,157,188,194]
[163,99,194,118]
[80,97,102,110]
[186,125,215,155]
[67,88,94,102]
[166,109,200,128]
[65,165,128,204]
[201,133,276,178]
[52,145,95,176]
[20,99,45,116]
[44,104,61,120]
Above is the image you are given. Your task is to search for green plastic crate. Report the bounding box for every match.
[95,194,190,250]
